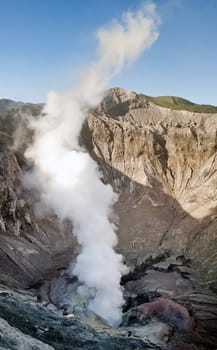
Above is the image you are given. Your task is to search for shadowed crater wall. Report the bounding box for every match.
[0,88,217,290]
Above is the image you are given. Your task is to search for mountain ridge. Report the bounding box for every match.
[138,93,217,113]
[1,91,217,114]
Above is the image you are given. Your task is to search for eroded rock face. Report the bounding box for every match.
[0,90,217,349]
[0,107,75,288]
[84,88,217,285]
[1,88,217,287]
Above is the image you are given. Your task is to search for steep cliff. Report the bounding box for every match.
[0,90,217,349]
[0,103,75,288]
[84,88,217,285]
[1,88,217,286]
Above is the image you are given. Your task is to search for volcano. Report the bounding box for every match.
[0,88,217,349]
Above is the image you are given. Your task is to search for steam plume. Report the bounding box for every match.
[24,2,160,326]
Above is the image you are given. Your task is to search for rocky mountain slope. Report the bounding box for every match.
[85,88,217,283]
[0,89,217,349]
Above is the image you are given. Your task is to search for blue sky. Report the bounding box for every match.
[0,0,217,104]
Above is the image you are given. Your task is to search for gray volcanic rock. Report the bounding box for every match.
[0,287,160,350]
[0,104,75,288]
[0,148,75,288]
[0,90,217,349]
[84,87,217,285]
[0,317,54,350]
[124,270,194,297]
[1,90,217,287]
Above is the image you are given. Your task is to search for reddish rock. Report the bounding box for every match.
[136,298,215,347]
[137,298,194,332]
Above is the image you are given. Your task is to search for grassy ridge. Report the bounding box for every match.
[1,94,217,114]
[138,94,217,113]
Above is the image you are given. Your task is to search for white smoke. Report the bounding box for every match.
[24,2,160,326]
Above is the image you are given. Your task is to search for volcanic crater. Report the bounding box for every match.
[0,88,217,349]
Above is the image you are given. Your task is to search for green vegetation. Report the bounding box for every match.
[137,94,217,113]
[0,99,16,111]
[1,94,217,114]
